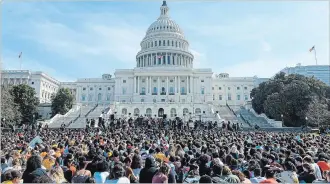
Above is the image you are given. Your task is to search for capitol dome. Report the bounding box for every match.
[136,1,194,69]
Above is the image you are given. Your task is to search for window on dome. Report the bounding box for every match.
[179,42,181,48]
[157,27,159,29]
[172,56,175,64]
[151,42,153,47]
[168,56,171,64]
[154,56,156,65]
[176,41,178,47]
[172,41,174,46]
[148,42,150,48]
[163,40,165,46]
[159,40,161,46]
[163,26,165,29]
[158,57,161,65]
[155,41,157,46]
[167,40,169,46]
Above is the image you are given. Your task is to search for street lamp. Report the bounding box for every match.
[281,114,284,127]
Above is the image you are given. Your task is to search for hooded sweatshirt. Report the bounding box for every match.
[139,157,158,183]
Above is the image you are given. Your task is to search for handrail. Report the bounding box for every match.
[85,104,98,117]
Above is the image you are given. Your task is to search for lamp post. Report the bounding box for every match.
[281,114,284,127]
[305,116,308,130]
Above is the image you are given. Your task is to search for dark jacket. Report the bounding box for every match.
[23,168,48,183]
[139,157,158,183]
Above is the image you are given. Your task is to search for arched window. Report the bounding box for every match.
[122,108,127,115]
[155,41,157,46]
[82,94,86,101]
[195,108,201,114]
[170,108,176,117]
[142,87,146,94]
[201,87,205,94]
[161,87,166,93]
[153,87,157,94]
[183,108,189,116]
[159,40,161,46]
[134,108,140,116]
[146,108,152,117]
[98,93,102,101]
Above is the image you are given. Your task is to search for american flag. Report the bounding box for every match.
[18,52,22,58]
[309,46,315,52]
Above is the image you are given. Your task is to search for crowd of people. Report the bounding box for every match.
[1,116,330,184]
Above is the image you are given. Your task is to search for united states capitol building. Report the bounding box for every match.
[2,1,271,126]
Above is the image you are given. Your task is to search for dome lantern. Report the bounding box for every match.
[159,0,169,18]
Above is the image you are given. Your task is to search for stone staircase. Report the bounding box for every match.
[236,107,272,128]
[68,104,113,128]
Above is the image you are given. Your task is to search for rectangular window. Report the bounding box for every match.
[123,80,126,83]
[213,95,215,100]
[99,88,102,90]
[108,87,111,90]
[237,87,240,90]
[142,79,145,83]
[237,94,241,100]
[228,94,231,100]
[161,99,165,102]
[245,95,248,100]
[212,87,214,90]
[244,87,248,90]
[201,80,204,82]
[201,87,205,94]
[219,87,222,90]
[219,95,222,100]
[90,88,93,91]
[170,80,173,82]
[83,87,86,91]
[141,99,144,102]
[228,87,231,90]
[122,88,126,94]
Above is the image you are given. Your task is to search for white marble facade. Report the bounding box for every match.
[1,1,267,118]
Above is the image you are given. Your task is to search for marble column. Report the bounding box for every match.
[146,77,149,94]
[178,76,180,94]
[158,77,160,95]
[133,76,136,94]
[166,76,169,94]
[186,76,188,94]
[137,76,140,94]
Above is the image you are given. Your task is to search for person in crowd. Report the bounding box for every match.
[139,157,158,183]
[22,155,48,183]
[94,160,110,184]
[303,155,322,180]
[152,163,170,183]
[2,170,22,184]
[260,169,278,184]
[105,164,130,183]
[199,175,212,183]
[298,163,317,183]
[250,167,266,184]
[49,165,68,183]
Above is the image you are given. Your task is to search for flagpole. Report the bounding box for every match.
[314,46,318,65]
[20,57,22,70]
